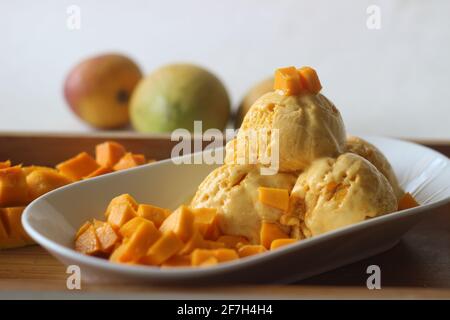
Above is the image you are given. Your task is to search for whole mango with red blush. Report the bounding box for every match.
[64,53,142,129]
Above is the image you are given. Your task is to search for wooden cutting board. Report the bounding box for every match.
[0,132,449,299]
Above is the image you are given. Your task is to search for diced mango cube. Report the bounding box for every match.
[94,221,120,253]
[159,205,195,242]
[258,187,290,212]
[137,204,170,228]
[398,192,419,211]
[141,231,184,265]
[83,166,113,179]
[95,141,126,168]
[179,231,205,255]
[270,238,297,250]
[120,217,160,240]
[0,207,32,242]
[260,222,289,249]
[116,222,161,262]
[213,248,239,263]
[297,66,322,94]
[105,194,138,218]
[192,207,217,233]
[192,208,221,240]
[0,166,28,207]
[113,153,146,171]
[191,249,216,266]
[26,169,72,200]
[238,245,267,258]
[107,202,137,229]
[217,235,249,249]
[199,256,219,267]
[109,243,129,263]
[75,225,101,255]
[274,66,304,96]
[75,221,92,239]
[56,152,100,181]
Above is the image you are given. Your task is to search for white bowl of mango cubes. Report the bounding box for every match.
[22,136,450,285]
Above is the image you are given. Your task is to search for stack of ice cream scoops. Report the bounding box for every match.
[75,66,419,268]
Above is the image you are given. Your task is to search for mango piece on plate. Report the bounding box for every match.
[398,192,419,211]
[94,221,120,253]
[113,153,146,171]
[56,152,100,181]
[258,187,289,212]
[141,231,183,265]
[137,204,170,228]
[192,208,221,240]
[105,193,138,218]
[120,217,160,240]
[22,166,57,177]
[297,66,322,94]
[238,245,266,258]
[0,166,28,207]
[213,248,239,263]
[191,249,216,266]
[270,238,297,250]
[217,235,249,249]
[260,222,289,249]
[75,225,101,255]
[75,221,92,239]
[274,66,303,96]
[179,231,205,255]
[107,201,137,230]
[83,166,113,179]
[116,222,161,262]
[26,168,72,200]
[191,248,238,266]
[159,205,195,242]
[0,207,30,241]
[95,141,126,168]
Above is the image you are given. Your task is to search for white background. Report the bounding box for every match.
[0,0,449,139]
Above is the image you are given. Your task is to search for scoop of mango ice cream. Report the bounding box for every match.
[346,136,404,201]
[190,164,297,243]
[225,91,346,172]
[289,153,397,238]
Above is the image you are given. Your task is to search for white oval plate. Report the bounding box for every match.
[22,136,450,285]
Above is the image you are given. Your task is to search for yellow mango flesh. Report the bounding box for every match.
[238,245,267,258]
[141,231,183,265]
[258,187,289,212]
[0,166,28,207]
[95,141,126,168]
[26,169,72,200]
[270,238,297,250]
[274,66,303,96]
[297,66,322,94]
[56,152,100,181]
[260,222,289,249]
[107,202,137,229]
[137,204,170,228]
[159,205,194,242]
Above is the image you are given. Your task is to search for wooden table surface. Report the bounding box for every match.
[0,133,449,299]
